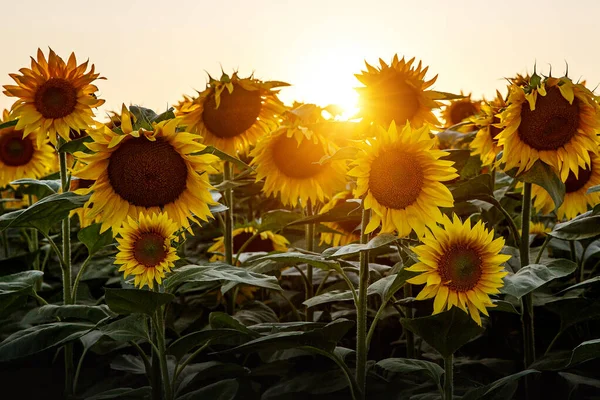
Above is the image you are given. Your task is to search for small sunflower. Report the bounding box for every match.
[406,214,510,326]
[318,191,361,247]
[74,105,219,234]
[3,48,104,146]
[531,153,600,220]
[355,55,448,128]
[525,221,551,238]
[349,121,458,237]
[442,92,481,129]
[250,117,347,207]
[0,117,55,188]
[470,91,506,167]
[498,75,600,180]
[177,72,288,156]
[114,212,179,289]
[208,226,289,262]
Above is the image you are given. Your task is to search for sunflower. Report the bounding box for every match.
[355,55,449,128]
[531,152,600,220]
[349,121,458,237]
[523,221,551,238]
[498,75,600,180]
[74,105,219,234]
[250,119,348,207]
[208,226,289,262]
[318,191,361,246]
[3,48,104,146]
[114,212,179,289]
[176,72,288,156]
[442,92,481,129]
[406,214,510,326]
[0,117,55,188]
[470,91,506,167]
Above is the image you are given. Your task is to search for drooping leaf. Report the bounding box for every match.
[549,211,600,241]
[462,370,539,400]
[569,339,600,367]
[209,312,261,335]
[169,329,255,360]
[501,259,577,299]
[373,358,444,387]
[78,223,115,256]
[400,308,484,358]
[0,192,90,234]
[508,160,565,210]
[250,252,342,274]
[0,270,43,298]
[150,108,175,124]
[164,264,282,293]
[176,379,239,400]
[99,314,149,342]
[450,174,493,202]
[322,234,398,259]
[0,322,93,361]
[58,135,93,154]
[85,387,152,400]
[110,354,147,375]
[24,304,114,324]
[258,209,303,233]
[196,145,252,171]
[304,290,354,308]
[104,288,175,315]
[262,369,349,398]
[368,268,420,302]
[10,179,60,199]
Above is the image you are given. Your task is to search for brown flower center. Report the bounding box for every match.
[34,78,78,119]
[0,129,34,166]
[133,232,167,267]
[368,150,424,209]
[233,231,275,253]
[564,161,594,193]
[518,86,580,151]
[438,244,482,292]
[202,84,263,139]
[108,137,188,207]
[271,135,325,179]
[449,102,478,125]
[365,73,421,125]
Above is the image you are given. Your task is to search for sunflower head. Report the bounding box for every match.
[250,109,348,207]
[3,48,104,146]
[318,190,361,246]
[355,55,451,128]
[349,121,458,237]
[208,226,289,262]
[498,73,600,180]
[406,214,510,326]
[442,92,482,129]
[469,90,507,167]
[74,105,219,235]
[177,71,289,156]
[114,212,179,289]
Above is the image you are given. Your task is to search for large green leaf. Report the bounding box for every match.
[262,369,349,398]
[99,314,149,342]
[85,387,152,400]
[258,210,303,233]
[501,259,577,299]
[549,211,600,241]
[177,379,239,400]
[451,174,493,202]
[218,319,355,354]
[0,322,93,361]
[24,304,114,324]
[164,264,282,293]
[169,329,255,360]
[57,135,93,154]
[509,160,565,210]
[10,178,60,199]
[104,288,175,315]
[400,308,484,358]
[0,192,90,234]
[462,370,539,400]
[78,223,115,256]
[368,268,420,302]
[0,270,43,297]
[304,290,354,308]
[322,234,398,259]
[373,358,443,387]
[209,312,260,336]
[249,252,342,273]
[569,339,600,367]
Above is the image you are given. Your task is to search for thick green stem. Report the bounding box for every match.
[28,195,41,291]
[404,283,415,358]
[355,207,370,398]
[534,235,551,264]
[151,330,162,400]
[58,139,74,398]
[520,182,535,368]
[444,353,454,400]
[154,307,173,400]
[223,162,235,314]
[305,199,315,322]
[72,256,92,304]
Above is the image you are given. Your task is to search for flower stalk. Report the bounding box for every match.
[305,199,315,322]
[355,206,370,398]
[444,353,454,400]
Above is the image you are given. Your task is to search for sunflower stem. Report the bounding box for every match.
[72,256,92,304]
[223,161,235,314]
[28,195,42,291]
[404,283,415,358]
[534,235,552,264]
[520,182,536,398]
[305,199,315,322]
[355,207,370,398]
[443,353,454,400]
[153,305,173,400]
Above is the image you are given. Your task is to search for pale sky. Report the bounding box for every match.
[2,0,599,119]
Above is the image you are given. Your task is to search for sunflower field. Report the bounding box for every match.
[1,49,600,400]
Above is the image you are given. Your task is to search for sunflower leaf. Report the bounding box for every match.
[450,174,493,202]
[462,370,539,400]
[78,223,114,256]
[195,145,253,171]
[58,135,93,154]
[322,233,398,259]
[249,252,343,274]
[549,211,600,241]
[400,307,484,358]
[587,184,600,194]
[373,358,444,387]
[501,259,577,299]
[10,179,61,199]
[104,288,175,315]
[508,160,565,211]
